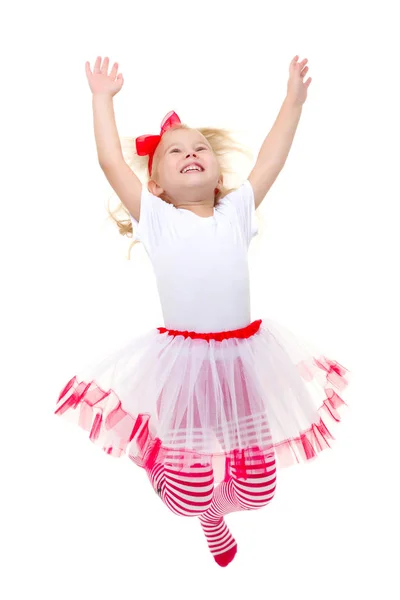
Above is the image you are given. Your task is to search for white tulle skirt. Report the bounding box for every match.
[55,318,349,484]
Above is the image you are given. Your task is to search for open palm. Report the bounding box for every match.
[85,56,124,97]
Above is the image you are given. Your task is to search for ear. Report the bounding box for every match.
[147,179,164,197]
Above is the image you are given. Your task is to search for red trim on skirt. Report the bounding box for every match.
[157,319,263,341]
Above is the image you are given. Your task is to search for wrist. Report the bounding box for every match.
[284,94,304,109]
[92,92,114,100]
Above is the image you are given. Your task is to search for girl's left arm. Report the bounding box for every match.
[248,56,312,209]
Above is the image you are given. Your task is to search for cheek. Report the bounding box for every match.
[168,157,181,174]
[156,157,173,176]
[208,158,219,173]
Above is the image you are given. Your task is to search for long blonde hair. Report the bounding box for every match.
[106,121,260,259]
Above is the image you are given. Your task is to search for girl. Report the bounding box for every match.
[55,55,349,568]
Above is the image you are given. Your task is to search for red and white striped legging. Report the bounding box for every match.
[144,422,277,565]
[148,393,276,519]
[145,446,277,517]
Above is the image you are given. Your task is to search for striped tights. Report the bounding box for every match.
[146,451,276,567]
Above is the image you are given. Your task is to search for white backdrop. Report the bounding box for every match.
[2,0,400,598]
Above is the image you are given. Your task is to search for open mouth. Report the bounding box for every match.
[180,165,204,174]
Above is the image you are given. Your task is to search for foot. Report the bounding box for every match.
[199,515,238,567]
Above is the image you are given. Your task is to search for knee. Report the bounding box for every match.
[234,475,277,510]
[231,456,277,510]
[162,463,215,517]
[162,492,214,518]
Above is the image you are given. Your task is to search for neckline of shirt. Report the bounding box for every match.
[175,206,216,220]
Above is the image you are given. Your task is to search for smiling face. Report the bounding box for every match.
[148,127,223,207]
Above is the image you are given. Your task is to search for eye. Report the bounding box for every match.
[170,147,206,153]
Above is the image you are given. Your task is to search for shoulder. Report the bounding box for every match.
[130,186,175,226]
[219,180,254,207]
[218,180,258,243]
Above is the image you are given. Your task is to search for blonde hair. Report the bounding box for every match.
[106,121,260,259]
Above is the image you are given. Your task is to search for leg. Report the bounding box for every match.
[149,389,215,517]
[228,448,277,510]
[146,460,214,517]
[199,448,276,566]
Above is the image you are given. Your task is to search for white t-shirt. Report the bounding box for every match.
[130,180,258,333]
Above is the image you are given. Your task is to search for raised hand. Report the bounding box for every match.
[85,56,124,97]
[287,55,312,106]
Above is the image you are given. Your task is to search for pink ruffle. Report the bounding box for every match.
[55,354,348,472]
[273,387,347,467]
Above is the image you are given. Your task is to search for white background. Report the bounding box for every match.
[2,0,400,598]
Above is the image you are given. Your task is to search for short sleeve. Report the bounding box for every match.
[129,186,175,254]
[223,180,258,245]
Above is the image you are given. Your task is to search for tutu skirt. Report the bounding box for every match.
[55,319,349,484]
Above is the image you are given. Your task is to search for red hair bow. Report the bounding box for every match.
[135,110,181,176]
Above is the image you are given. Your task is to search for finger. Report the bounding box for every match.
[93,56,102,73]
[101,57,110,74]
[85,61,92,77]
[110,62,119,78]
[294,57,308,71]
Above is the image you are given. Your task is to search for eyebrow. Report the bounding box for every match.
[164,141,209,153]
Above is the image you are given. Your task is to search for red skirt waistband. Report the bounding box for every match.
[157,319,262,342]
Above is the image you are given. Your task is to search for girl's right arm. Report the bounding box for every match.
[86,57,142,222]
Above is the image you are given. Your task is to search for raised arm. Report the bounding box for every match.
[248,55,311,209]
[86,57,142,221]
